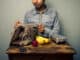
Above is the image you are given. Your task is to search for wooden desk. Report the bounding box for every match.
[6,43,76,60]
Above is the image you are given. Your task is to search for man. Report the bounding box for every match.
[15,0,60,42]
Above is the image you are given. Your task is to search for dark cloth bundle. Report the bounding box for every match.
[10,25,38,47]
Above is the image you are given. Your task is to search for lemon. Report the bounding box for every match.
[36,36,50,45]
[36,36,44,44]
[44,38,49,43]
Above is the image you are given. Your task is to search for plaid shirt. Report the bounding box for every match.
[24,7,60,38]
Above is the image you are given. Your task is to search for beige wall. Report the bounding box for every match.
[0,0,80,60]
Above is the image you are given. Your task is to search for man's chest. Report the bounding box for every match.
[27,14,54,27]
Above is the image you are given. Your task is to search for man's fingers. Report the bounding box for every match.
[14,20,22,29]
[38,24,44,28]
[37,24,44,32]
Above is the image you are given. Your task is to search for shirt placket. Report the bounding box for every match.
[39,12,43,24]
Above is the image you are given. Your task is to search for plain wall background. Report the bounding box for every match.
[0,0,80,60]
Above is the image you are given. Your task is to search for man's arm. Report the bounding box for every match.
[44,13,60,38]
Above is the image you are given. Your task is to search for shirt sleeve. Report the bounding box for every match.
[44,12,60,38]
[24,14,28,24]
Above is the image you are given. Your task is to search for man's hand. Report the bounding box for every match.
[14,20,23,29]
[38,24,44,33]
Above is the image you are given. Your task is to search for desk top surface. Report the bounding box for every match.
[6,42,76,54]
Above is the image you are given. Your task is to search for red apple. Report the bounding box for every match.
[32,40,38,47]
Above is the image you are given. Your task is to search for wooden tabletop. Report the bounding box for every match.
[6,42,76,54]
